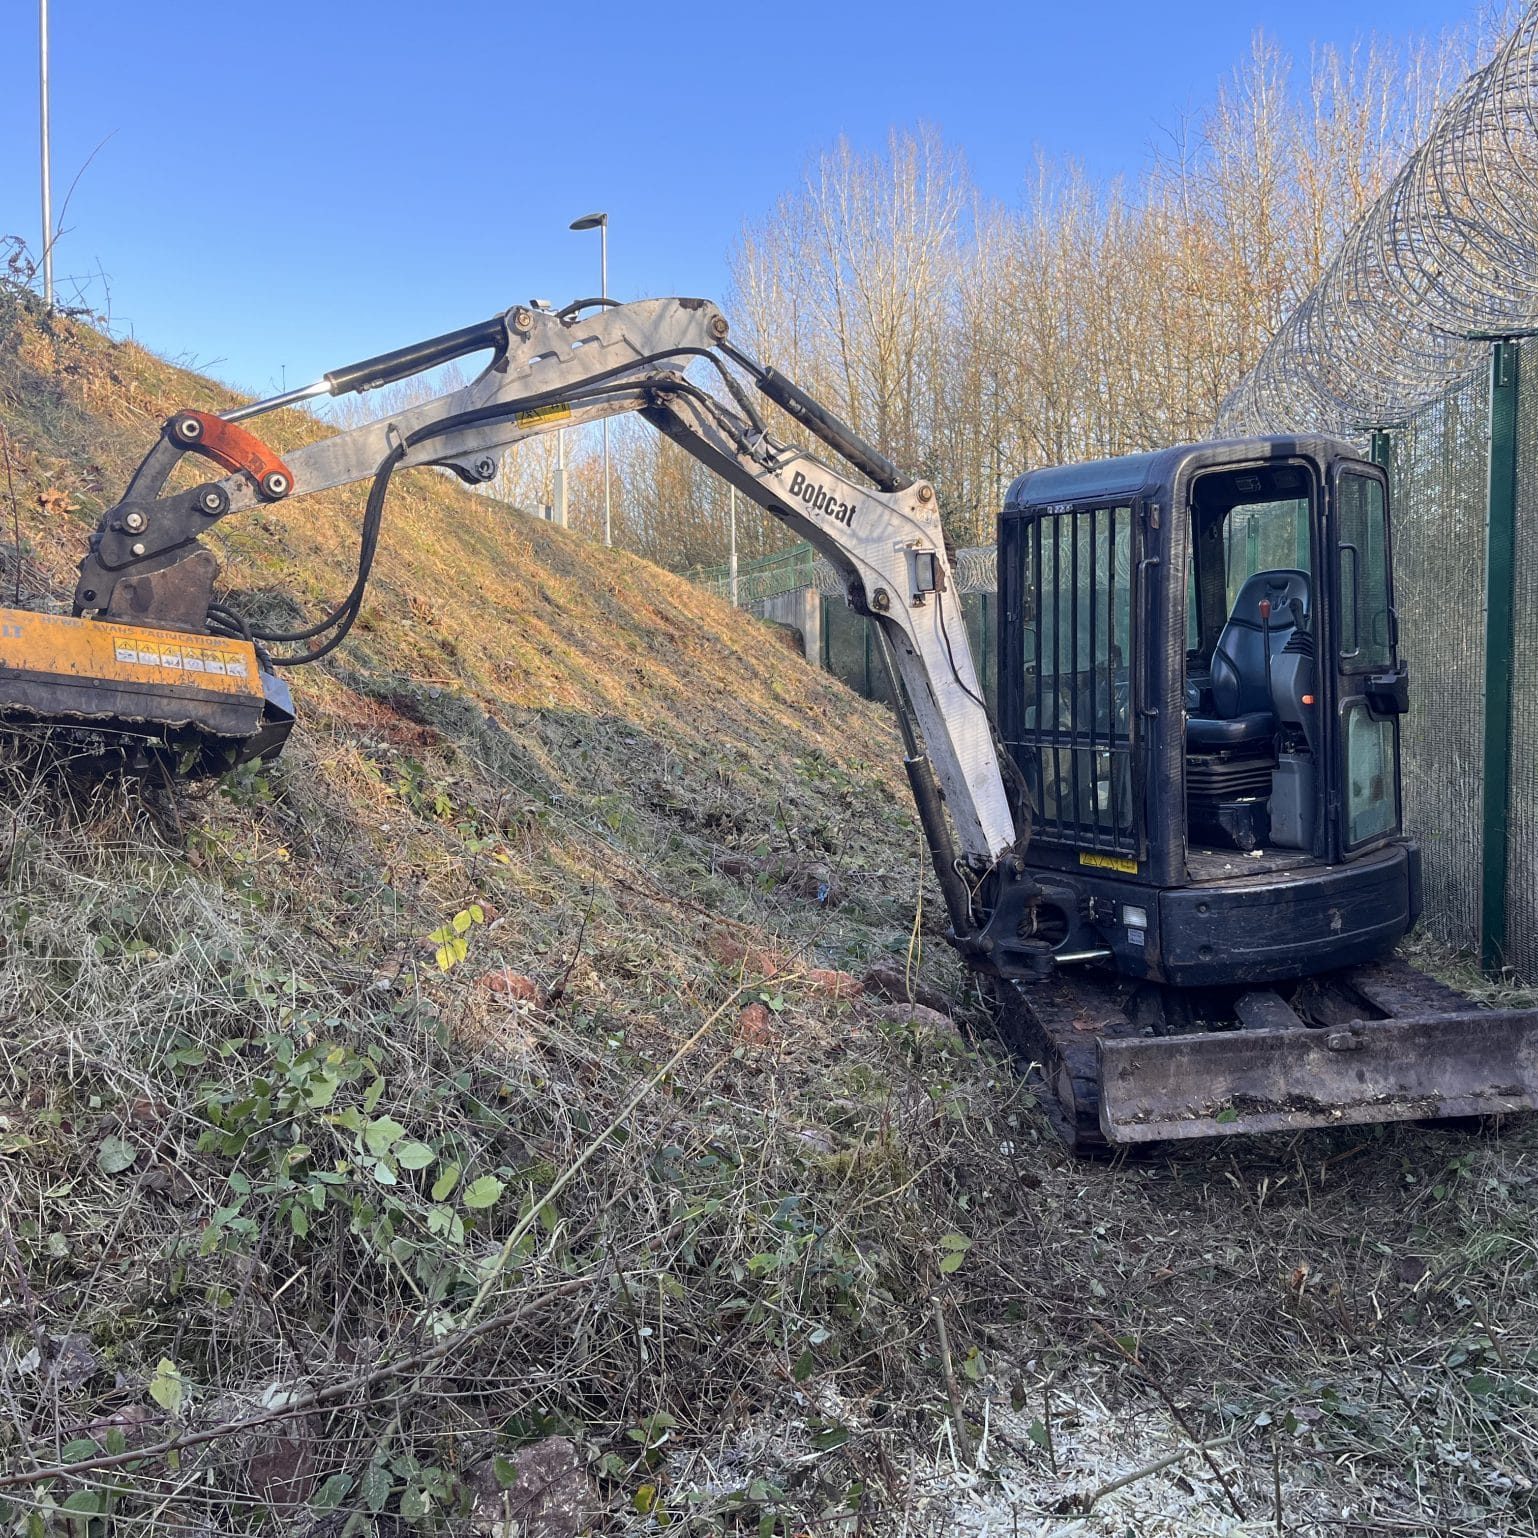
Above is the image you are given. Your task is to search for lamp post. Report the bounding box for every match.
[569,211,610,545]
[39,0,53,310]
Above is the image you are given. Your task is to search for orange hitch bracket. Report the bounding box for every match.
[168,410,294,501]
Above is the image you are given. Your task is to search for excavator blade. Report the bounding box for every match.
[1098,1007,1538,1142]
[0,606,292,775]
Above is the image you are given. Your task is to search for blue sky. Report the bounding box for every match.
[1,0,1476,399]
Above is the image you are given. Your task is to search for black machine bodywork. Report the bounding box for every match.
[974,436,1515,1146]
[995,436,1413,984]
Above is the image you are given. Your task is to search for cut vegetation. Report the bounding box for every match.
[1,290,1537,1536]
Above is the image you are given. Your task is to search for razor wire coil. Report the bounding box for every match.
[1219,3,1538,436]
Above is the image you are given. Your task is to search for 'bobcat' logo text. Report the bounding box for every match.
[788,470,856,526]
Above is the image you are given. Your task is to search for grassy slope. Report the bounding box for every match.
[2,292,1538,1537]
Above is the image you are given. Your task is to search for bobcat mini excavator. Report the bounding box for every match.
[3,295,1535,1147]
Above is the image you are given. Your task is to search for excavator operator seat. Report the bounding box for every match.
[1186,569,1310,749]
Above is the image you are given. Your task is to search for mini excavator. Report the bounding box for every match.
[3,295,1535,1147]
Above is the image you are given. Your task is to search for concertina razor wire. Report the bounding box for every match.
[1218,3,1538,436]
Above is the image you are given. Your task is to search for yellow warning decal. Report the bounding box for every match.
[514,403,573,428]
[1079,851,1139,874]
[0,607,264,701]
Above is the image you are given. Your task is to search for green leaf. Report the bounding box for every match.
[60,1438,99,1463]
[426,1203,453,1236]
[492,1454,519,1490]
[289,1203,310,1238]
[462,1175,506,1210]
[1215,1107,1240,1125]
[61,1492,103,1515]
[399,1486,429,1520]
[148,1358,185,1414]
[311,1472,353,1511]
[361,1460,393,1513]
[1027,1417,1050,1450]
[396,1141,435,1171]
[364,1117,406,1157]
[362,1076,386,1113]
[96,1136,137,1175]
[937,1236,970,1275]
[305,1074,340,1109]
[371,1159,398,1186]
[430,1162,462,1201]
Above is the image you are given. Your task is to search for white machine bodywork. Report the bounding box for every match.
[206,298,1018,866]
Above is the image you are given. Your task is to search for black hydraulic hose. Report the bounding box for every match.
[239,343,772,668]
[206,602,253,642]
[935,588,987,710]
[554,297,622,320]
[263,442,403,665]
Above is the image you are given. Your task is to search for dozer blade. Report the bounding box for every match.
[0,606,292,774]
[1098,1008,1538,1143]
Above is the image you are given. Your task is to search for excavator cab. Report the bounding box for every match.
[989,437,1538,1144]
[999,436,1415,984]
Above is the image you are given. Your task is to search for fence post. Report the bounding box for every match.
[1481,339,1520,973]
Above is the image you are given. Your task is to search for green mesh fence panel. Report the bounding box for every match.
[819,584,994,712]
[822,599,881,704]
[1389,368,1491,956]
[1510,356,1538,979]
[687,544,815,605]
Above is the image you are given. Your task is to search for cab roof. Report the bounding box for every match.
[1002,434,1367,514]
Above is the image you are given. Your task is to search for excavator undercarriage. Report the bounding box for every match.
[1,293,1533,1149]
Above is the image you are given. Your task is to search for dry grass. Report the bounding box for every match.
[1,292,1537,1537]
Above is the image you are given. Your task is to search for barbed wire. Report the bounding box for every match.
[1219,3,1538,436]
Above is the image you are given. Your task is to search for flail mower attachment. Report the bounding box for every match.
[0,405,297,774]
[0,607,293,775]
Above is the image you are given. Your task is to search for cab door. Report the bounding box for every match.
[1329,463,1406,855]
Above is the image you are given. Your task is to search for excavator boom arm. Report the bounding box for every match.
[71,297,1019,872]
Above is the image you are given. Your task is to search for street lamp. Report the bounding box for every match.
[39,0,53,310]
[569,211,610,546]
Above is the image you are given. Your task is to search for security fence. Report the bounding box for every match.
[1380,368,1491,960]
[686,545,816,607]
[1376,340,1536,981]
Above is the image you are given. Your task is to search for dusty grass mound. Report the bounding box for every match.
[2,292,1538,1538]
